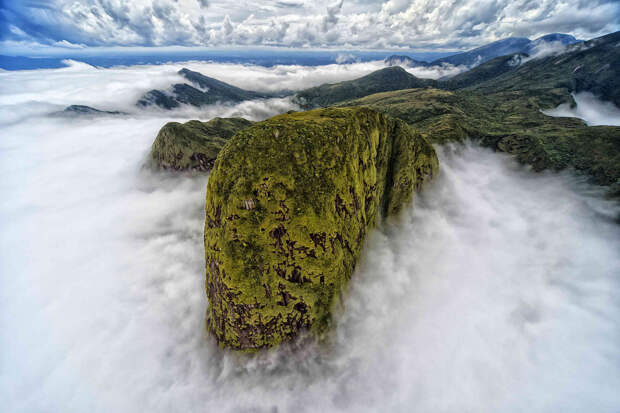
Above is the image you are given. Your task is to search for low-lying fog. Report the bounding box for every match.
[543,92,620,126]
[1,63,619,413]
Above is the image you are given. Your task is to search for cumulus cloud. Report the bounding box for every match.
[2,61,620,413]
[335,52,359,64]
[1,0,619,49]
[322,0,344,32]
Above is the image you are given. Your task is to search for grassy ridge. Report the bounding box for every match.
[296,66,436,108]
[342,88,619,187]
[294,31,620,189]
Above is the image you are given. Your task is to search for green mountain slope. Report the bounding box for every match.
[298,31,619,110]
[440,53,525,90]
[342,88,620,187]
[289,31,620,190]
[465,31,620,107]
[296,66,435,108]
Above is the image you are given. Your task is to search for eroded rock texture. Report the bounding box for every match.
[204,107,439,350]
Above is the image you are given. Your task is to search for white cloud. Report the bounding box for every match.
[405,63,470,79]
[2,0,619,49]
[2,60,619,412]
[322,0,344,32]
[543,92,620,126]
[335,52,359,64]
[0,58,406,120]
[52,40,87,49]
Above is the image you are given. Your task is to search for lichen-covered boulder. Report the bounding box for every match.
[150,117,252,172]
[204,107,439,350]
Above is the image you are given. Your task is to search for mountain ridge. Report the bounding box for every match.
[295,66,435,108]
[385,33,580,69]
[137,68,280,109]
[293,30,620,190]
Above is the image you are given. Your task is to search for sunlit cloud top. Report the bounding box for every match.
[1,0,619,51]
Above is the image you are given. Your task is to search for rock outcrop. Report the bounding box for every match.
[150,117,253,172]
[204,107,439,350]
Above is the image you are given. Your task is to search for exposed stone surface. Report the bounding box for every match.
[150,117,253,172]
[204,107,438,350]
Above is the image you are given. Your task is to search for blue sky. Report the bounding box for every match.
[1,0,619,53]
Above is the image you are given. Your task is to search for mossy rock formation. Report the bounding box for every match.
[150,117,253,172]
[204,107,439,350]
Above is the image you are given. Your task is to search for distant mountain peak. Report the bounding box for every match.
[384,33,582,70]
[136,68,277,109]
[532,33,579,43]
[296,65,434,108]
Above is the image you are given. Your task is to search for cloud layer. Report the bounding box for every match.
[1,0,619,50]
[1,62,620,412]
[0,58,403,119]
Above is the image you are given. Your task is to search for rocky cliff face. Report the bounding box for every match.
[150,117,252,172]
[203,107,438,350]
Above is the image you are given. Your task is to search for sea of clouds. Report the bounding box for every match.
[1,61,619,413]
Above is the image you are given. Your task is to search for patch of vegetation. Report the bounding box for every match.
[457,31,620,107]
[204,107,438,350]
[342,88,620,187]
[297,31,620,188]
[150,117,253,172]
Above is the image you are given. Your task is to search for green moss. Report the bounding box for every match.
[204,107,439,350]
[150,117,253,172]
